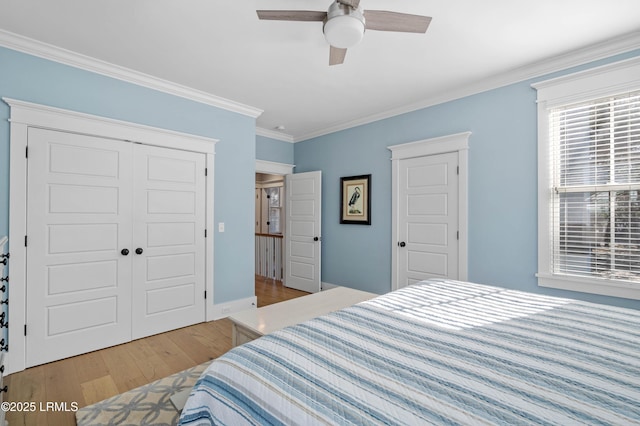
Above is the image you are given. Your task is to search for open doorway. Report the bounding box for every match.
[254,161,321,295]
[255,173,285,282]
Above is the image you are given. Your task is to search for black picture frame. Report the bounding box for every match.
[340,174,371,225]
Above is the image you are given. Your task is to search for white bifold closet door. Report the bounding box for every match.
[25,128,205,367]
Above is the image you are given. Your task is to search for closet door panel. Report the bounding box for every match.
[132,144,206,339]
[25,128,133,367]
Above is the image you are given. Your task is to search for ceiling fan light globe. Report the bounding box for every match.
[324,15,365,49]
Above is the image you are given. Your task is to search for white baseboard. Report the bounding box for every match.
[209,284,338,321]
[208,296,257,321]
[321,281,339,291]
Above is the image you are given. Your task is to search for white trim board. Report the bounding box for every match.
[256,160,295,175]
[210,296,257,321]
[532,55,640,107]
[388,132,470,290]
[389,132,471,160]
[321,282,340,291]
[4,98,218,152]
[0,30,263,119]
[4,98,217,374]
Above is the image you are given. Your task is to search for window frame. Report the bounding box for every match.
[533,56,640,300]
[256,181,285,235]
[265,186,283,234]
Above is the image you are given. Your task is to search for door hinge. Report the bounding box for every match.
[24,235,28,247]
[204,229,207,238]
[204,290,207,299]
[457,165,459,175]
[25,146,29,158]
[205,167,208,176]
[24,324,27,336]
[457,231,459,240]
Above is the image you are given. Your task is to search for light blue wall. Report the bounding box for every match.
[295,49,640,310]
[256,135,294,164]
[0,46,256,304]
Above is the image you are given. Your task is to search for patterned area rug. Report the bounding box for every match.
[76,361,211,426]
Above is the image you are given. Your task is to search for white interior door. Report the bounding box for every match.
[132,144,206,339]
[397,152,459,288]
[285,171,321,293]
[26,128,133,367]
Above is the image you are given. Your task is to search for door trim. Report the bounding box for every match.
[5,98,217,374]
[388,132,470,291]
[256,159,295,175]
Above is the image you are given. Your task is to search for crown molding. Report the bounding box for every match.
[0,29,263,118]
[256,127,295,143]
[295,30,640,142]
[3,27,637,141]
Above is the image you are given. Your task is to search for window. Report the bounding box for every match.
[265,187,282,234]
[534,56,640,299]
[255,183,284,235]
[552,92,640,280]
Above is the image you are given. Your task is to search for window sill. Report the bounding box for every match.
[537,273,640,300]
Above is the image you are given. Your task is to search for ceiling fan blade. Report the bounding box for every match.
[329,46,347,66]
[256,10,327,22]
[363,10,432,33]
[337,0,361,8]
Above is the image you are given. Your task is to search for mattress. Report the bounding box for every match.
[179,279,640,425]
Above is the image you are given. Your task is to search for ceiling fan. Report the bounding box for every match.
[257,0,432,65]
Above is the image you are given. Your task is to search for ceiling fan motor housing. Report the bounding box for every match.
[323,2,365,49]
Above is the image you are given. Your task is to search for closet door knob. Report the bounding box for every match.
[398,241,406,247]
[121,248,130,256]
[135,248,144,255]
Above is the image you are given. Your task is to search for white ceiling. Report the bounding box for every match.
[1,1,639,141]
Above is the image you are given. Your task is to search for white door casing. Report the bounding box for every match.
[132,144,206,339]
[389,132,470,291]
[5,98,217,374]
[285,171,322,293]
[397,152,459,287]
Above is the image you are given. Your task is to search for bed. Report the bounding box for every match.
[179,279,640,425]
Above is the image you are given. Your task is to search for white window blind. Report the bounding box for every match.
[550,91,640,282]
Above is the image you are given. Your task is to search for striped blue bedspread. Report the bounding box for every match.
[179,279,640,425]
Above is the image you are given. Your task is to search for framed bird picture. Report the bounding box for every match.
[340,174,371,225]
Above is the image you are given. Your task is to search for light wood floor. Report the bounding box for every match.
[4,276,308,426]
